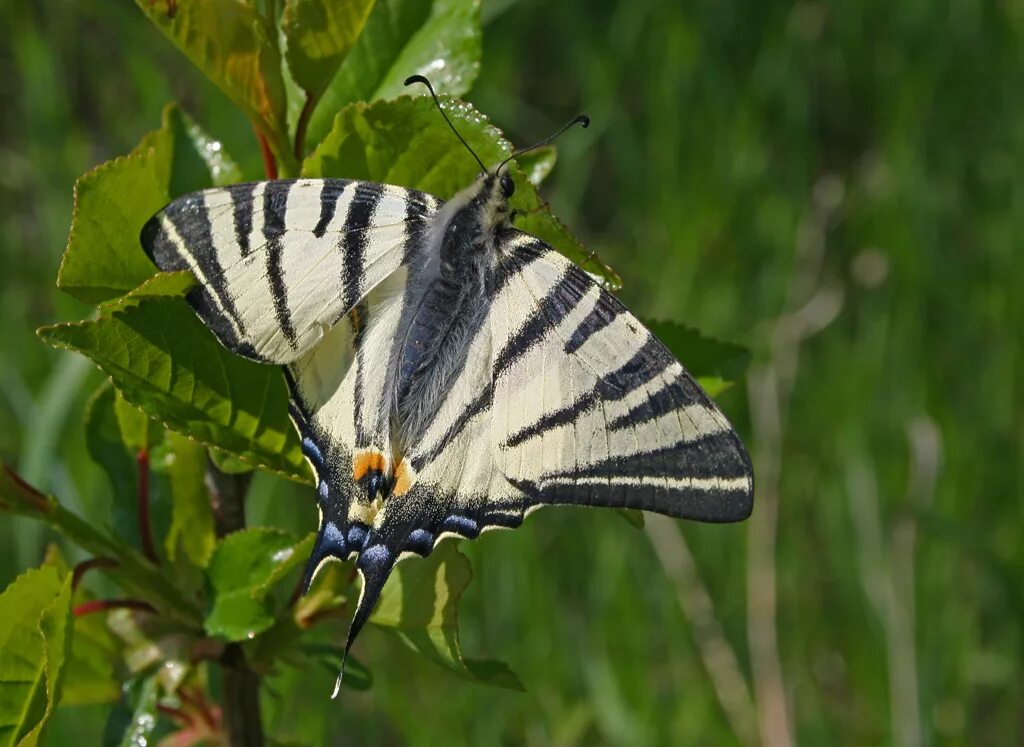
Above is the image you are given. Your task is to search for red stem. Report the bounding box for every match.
[73,598,156,617]
[71,556,118,590]
[137,448,158,563]
[157,704,195,727]
[255,126,278,180]
[293,92,316,162]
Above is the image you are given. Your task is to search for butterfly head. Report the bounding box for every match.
[473,169,517,229]
[436,172,517,263]
[404,73,587,207]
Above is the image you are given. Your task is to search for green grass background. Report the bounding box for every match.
[1,0,1021,744]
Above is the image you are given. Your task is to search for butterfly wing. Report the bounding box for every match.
[356,229,754,564]
[143,178,447,691]
[488,232,754,522]
[141,178,437,364]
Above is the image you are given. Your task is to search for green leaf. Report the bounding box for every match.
[205,529,314,641]
[39,549,121,708]
[62,612,122,708]
[135,0,293,173]
[302,645,373,691]
[39,297,311,483]
[106,610,197,694]
[104,676,159,747]
[113,388,160,453]
[0,466,202,628]
[85,384,141,543]
[303,96,621,288]
[208,447,256,476]
[644,320,752,398]
[58,106,238,304]
[57,130,171,303]
[371,541,522,689]
[516,145,557,187]
[284,0,378,98]
[99,271,198,314]
[164,431,217,569]
[170,107,244,190]
[616,508,645,529]
[0,567,72,747]
[304,0,481,149]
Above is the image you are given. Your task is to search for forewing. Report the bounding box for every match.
[489,232,753,522]
[141,178,438,364]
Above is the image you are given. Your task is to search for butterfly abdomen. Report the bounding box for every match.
[391,196,498,447]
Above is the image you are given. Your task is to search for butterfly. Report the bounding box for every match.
[141,76,753,694]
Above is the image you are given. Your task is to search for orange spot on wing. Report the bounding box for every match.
[352,450,386,481]
[392,460,413,496]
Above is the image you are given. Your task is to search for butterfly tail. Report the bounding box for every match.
[302,519,349,594]
[331,543,396,698]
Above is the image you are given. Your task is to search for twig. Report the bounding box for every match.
[207,458,263,746]
[71,556,118,590]
[220,643,265,747]
[137,448,158,562]
[745,173,846,747]
[746,366,795,747]
[156,704,195,727]
[847,418,939,747]
[645,515,758,745]
[206,466,253,538]
[73,598,156,617]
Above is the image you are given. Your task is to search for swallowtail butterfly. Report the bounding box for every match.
[141,77,753,694]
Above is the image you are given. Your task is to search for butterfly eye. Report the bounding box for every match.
[500,172,515,198]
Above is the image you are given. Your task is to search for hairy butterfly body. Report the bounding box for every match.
[141,85,753,695]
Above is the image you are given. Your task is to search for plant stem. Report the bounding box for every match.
[137,448,158,562]
[220,643,266,747]
[206,467,253,538]
[1,464,202,626]
[207,460,262,746]
[73,598,156,617]
[645,515,757,746]
[294,92,316,162]
[255,126,278,180]
[71,556,118,590]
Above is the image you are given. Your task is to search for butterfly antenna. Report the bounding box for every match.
[498,114,590,173]
[405,74,487,173]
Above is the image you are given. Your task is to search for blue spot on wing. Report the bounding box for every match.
[404,528,435,555]
[302,520,348,593]
[347,523,369,550]
[301,436,325,468]
[359,543,392,569]
[442,514,480,538]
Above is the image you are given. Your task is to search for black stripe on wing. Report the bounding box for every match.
[263,180,298,347]
[403,189,433,263]
[504,426,753,522]
[141,192,258,359]
[409,383,493,472]
[565,294,623,354]
[341,182,385,311]
[491,233,754,523]
[491,260,582,378]
[313,181,338,238]
[227,183,257,256]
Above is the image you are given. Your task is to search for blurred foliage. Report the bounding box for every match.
[0,0,1021,745]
